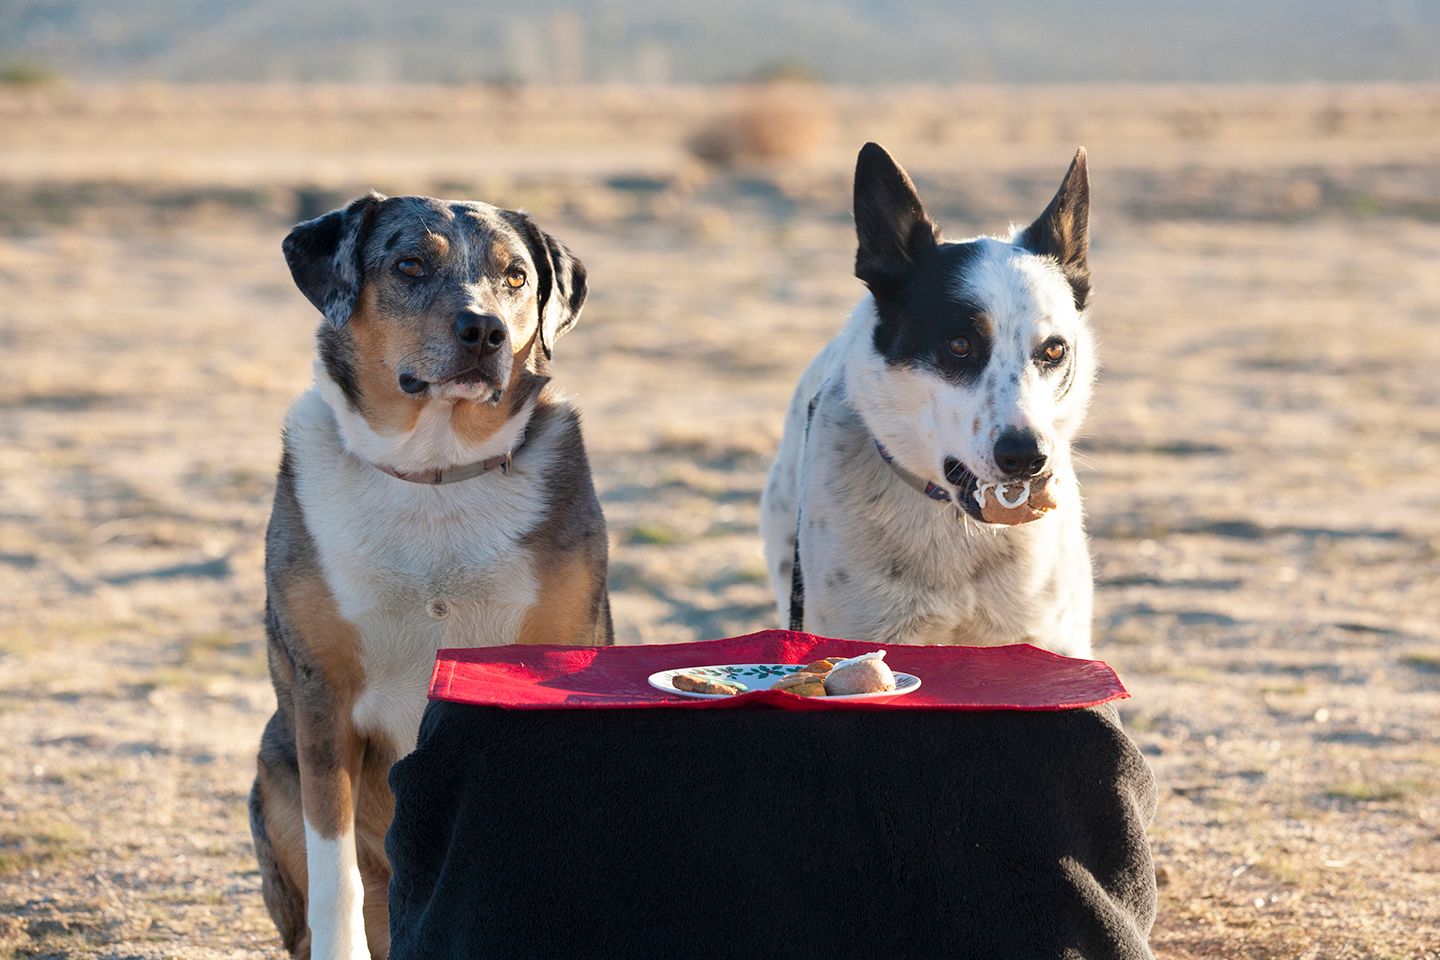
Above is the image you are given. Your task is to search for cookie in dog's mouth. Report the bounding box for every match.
[944,457,1059,526]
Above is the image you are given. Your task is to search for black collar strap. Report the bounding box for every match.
[873,440,954,505]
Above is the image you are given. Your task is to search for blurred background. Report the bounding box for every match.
[1,3,1438,958]
[4,1,1439,83]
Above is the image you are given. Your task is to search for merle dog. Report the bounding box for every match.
[251,194,610,960]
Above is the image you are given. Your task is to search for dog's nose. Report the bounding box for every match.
[993,430,1049,478]
[454,311,507,357]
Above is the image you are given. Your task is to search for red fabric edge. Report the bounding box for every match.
[425,630,1130,712]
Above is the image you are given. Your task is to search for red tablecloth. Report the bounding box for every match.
[428,630,1127,711]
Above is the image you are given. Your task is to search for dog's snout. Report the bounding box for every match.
[454,311,507,357]
[993,430,1048,478]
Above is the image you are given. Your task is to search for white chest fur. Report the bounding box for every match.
[760,308,1094,659]
[286,389,550,752]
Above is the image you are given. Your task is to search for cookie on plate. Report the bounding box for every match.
[771,672,827,697]
[672,672,747,696]
[824,652,897,695]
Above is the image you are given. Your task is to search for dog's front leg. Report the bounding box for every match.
[294,688,370,960]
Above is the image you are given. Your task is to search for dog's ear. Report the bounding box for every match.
[282,192,384,328]
[1018,148,1090,310]
[853,142,940,296]
[509,213,588,360]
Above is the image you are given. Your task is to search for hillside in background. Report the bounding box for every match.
[2,0,1438,84]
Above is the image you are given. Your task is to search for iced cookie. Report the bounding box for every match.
[672,673,747,696]
[800,657,844,675]
[772,672,828,697]
[823,651,897,695]
[974,474,1060,526]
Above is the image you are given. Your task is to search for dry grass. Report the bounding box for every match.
[0,816,84,877]
[1,83,1438,959]
[685,81,836,167]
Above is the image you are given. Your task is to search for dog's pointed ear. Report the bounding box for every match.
[282,192,384,328]
[510,213,588,360]
[853,142,940,296]
[1018,148,1090,310]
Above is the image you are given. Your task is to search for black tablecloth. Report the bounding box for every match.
[386,701,1157,959]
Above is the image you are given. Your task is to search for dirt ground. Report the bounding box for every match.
[1,84,1438,959]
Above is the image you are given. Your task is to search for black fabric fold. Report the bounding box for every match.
[387,702,1157,959]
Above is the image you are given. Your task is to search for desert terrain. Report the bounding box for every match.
[1,83,1438,958]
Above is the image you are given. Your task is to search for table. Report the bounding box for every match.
[385,635,1157,959]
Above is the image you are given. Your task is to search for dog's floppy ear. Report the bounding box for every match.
[853,142,940,296]
[1018,148,1090,310]
[509,212,588,360]
[282,192,384,328]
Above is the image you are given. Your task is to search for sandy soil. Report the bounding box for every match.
[1,84,1438,959]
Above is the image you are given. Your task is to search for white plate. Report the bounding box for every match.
[648,663,921,701]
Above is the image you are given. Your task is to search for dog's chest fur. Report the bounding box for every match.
[801,381,1090,651]
[761,312,1094,658]
[285,389,549,747]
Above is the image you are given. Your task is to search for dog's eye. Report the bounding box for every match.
[947,336,973,358]
[1040,339,1068,365]
[396,258,426,278]
[505,269,526,289]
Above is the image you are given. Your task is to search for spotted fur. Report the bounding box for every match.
[761,144,1097,657]
[252,194,611,960]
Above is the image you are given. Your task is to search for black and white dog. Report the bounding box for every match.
[761,144,1097,657]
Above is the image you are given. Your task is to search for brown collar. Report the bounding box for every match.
[373,431,526,485]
